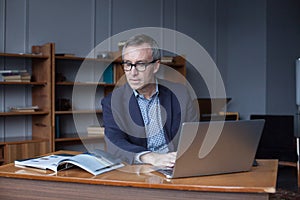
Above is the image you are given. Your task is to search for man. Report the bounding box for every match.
[101,34,198,167]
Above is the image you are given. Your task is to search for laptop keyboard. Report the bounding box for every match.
[156,168,174,178]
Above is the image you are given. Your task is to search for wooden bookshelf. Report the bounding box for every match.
[0,43,54,164]
[53,50,116,151]
[53,52,186,151]
[0,45,187,158]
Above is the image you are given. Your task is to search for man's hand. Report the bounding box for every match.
[140,152,177,167]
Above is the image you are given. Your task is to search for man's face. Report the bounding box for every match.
[122,44,159,91]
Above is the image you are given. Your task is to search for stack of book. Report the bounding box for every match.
[160,56,174,63]
[10,105,39,112]
[0,70,31,82]
[87,126,105,138]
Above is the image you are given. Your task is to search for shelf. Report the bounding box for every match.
[55,55,85,60]
[0,81,47,86]
[161,62,185,68]
[0,136,48,145]
[0,43,53,165]
[56,81,114,87]
[55,55,114,63]
[55,137,81,142]
[0,52,49,59]
[55,133,104,142]
[55,110,102,115]
[0,110,49,116]
[53,49,117,151]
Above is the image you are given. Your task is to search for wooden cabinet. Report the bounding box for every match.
[52,52,186,152]
[0,43,53,164]
[53,51,115,151]
[0,43,187,162]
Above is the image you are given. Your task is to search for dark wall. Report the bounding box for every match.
[217,0,267,118]
[0,0,299,121]
[266,0,300,114]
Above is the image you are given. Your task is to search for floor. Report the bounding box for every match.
[269,165,300,199]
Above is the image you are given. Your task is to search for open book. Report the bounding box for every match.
[14,149,124,176]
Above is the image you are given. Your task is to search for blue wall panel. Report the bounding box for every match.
[28,0,94,56]
[217,0,267,118]
[0,0,299,122]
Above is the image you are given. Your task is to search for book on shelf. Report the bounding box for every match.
[0,69,27,74]
[14,149,124,176]
[160,56,174,63]
[20,72,31,80]
[3,79,23,82]
[10,105,39,112]
[3,78,31,83]
[1,71,31,82]
[2,74,22,79]
[87,126,105,137]
[103,63,114,84]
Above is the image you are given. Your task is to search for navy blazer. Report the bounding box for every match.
[101,79,198,164]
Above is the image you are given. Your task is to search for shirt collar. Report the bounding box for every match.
[133,79,159,98]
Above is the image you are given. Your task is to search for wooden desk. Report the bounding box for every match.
[0,151,278,200]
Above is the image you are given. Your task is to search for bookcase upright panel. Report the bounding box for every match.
[53,52,113,152]
[0,43,53,164]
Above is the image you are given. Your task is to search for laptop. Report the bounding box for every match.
[156,119,265,178]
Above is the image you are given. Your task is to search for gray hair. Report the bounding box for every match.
[122,34,161,60]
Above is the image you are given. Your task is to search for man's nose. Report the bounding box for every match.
[130,66,138,75]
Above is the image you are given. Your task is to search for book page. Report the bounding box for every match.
[15,151,124,176]
[14,154,73,172]
[58,153,123,176]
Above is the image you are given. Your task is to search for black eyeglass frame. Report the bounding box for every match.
[121,59,158,72]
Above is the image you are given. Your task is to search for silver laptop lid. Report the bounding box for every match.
[171,119,265,178]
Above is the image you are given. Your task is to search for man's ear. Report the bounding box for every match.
[153,60,160,73]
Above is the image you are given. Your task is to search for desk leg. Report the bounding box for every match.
[297,138,300,189]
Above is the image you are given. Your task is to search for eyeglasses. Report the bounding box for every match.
[121,60,158,72]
